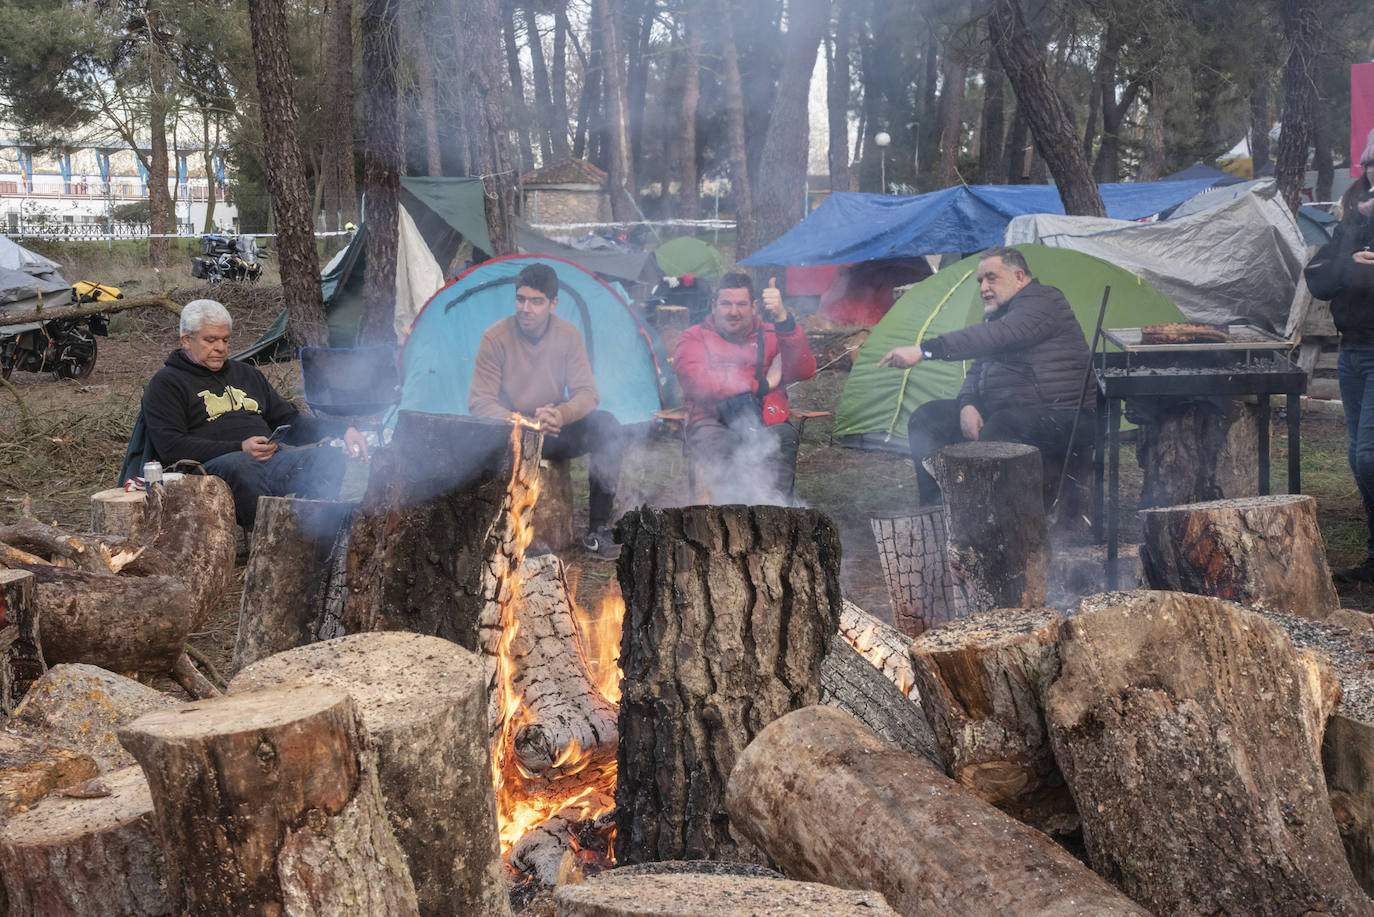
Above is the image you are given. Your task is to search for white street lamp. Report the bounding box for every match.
[874,131,891,194]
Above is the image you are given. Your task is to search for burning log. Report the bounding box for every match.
[118,684,420,916]
[1135,398,1260,508]
[0,569,44,713]
[614,505,841,864]
[346,412,542,652]
[231,497,354,673]
[837,599,917,693]
[228,633,510,917]
[553,871,898,916]
[0,732,97,817]
[870,506,956,636]
[8,664,179,772]
[509,793,614,888]
[1047,590,1369,915]
[725,705,1150,917]
[1138,494,1339,618]
[0,766,167,917]
[505,554,618,781]
[925,441,1047,616]
[89,488,148,541]
[908,606,1076,836]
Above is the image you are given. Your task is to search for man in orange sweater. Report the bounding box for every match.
[469,263,625,558]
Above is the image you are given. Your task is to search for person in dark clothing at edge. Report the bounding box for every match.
[878,246,1093,505]
[468,262,625,559]
[142,299,369,528]
[1307,131,1374,583]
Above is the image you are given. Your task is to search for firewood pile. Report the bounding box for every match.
[8,428,1374,914]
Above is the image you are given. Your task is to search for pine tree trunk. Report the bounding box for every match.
[976,27,1007,184]
[525,6,557,165]
[415,9,444,177]
[361,0,403,347]
[551,6,571,158]
[718,0,754,260]
[1276,0,1319,214]
[826,3,851,196]
[323,0,357,230]
[248,0,328,347]
[145,6,171,270]
[989,0,1105,216]
[937,45,966,188]
[1250,74,1270,173]
[1139,77,1169,181]
[596,0,637,222]
[464,0,517,254]
[674,5,702,220]
[502,1,534,172]
[614,505,842,865]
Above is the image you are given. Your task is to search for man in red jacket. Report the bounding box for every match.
[674,272,818,504]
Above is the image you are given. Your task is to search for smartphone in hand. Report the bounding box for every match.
[267,424,291,444]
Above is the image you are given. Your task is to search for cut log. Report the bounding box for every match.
[0,732,98,818]
[820,633,941,764]
[0,569,44,713]
[136,475,237,630]
[228,633,510,917]
[1047,590,1370,915]
[837,599,917,695]
[505,554,618,781]
[8,664,179,772]
[0,293,179,330]
[725,705,1150,917]
[0,517,139,575]
[231,497,355,673]
[1135,397,1261,508]
[169,652,219,700]
[89,488,148,541]
[10,564,192,675]
[1139,494,1339,618]
[908,606,1076,836]
[346,411,542,653]
[870,507,956,635]
[553,872,898,916]
[534,457,576,552]
[509,795,614,888]
[0,765,168,917]
[118,684,419,916]
[614,505,841,865]
[925,441,1047,615]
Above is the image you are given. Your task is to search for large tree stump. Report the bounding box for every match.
[346,412,542,652]
[228,633,509,917]
[553,872,898,916]
[89,488,148,541]
[231,497,355,673]
[0,569,44,714]
[136,474,237,630]
[1135,397,1261,508]
[1139,494,1339,618]
[870,507,956,635]
[10,564,192,675]
[908,606,1076,836]
[119,684,418,915]
[0,765,168,917]
[1047,590,1370,916]
[9,664,179,772]
[0,732,98,817]
[614,505,842,865]
[725,705,1150,917]
[926,441,1047,616]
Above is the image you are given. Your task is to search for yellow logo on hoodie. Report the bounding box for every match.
[198,386,260,421]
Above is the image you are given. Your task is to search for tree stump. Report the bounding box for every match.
[9,664,179,772]
[10,564,192,675]
[0,732,98,817]
[553,872,898,916]
[908,606,1076,835]
[614,505,841,865]
[346,411,542,653]
[870,506,956,635]
[0,569,44,714]
[118,684,419,916]
[926,441,1047,616]
[1139,494,1339,618]
[0,765,168,917]
[89,488,148,541]
[228,633,509,917]
[1046,590,1370,916]
[534,457,576,552]
[137,474,238,630]
[725,705,1150,917]
[1135,397,1261,508]
[231,497,355,673]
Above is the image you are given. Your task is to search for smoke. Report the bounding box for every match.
[689,422,800,507]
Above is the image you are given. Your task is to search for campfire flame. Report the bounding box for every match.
[491,422,624,862]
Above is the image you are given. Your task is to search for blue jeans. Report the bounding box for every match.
[1339,349,1374,559]
[203,444,346,528]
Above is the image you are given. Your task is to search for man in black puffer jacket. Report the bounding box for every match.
[879,246,1093,505]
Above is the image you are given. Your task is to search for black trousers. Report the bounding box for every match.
[906,399,1091,505]
[540,409,624,529]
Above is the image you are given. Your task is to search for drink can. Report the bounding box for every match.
[142,461,163,484]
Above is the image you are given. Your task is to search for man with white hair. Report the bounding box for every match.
[142,299,368,527]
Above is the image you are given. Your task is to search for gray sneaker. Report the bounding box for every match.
[581,525,621,560]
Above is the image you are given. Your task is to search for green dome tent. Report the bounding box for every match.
[834,244,1189,450]
[652,236,727,279]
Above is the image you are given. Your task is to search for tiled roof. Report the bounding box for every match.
[521,158,608,186]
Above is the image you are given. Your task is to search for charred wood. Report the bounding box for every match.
[0,569,43,713]
[820,634,940,764]
[870,507,956,635]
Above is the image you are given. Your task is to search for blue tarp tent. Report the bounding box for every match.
[399,255,665,425]
[740,180,1218,267]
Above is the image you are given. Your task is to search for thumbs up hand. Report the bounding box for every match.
[761,276,787,322]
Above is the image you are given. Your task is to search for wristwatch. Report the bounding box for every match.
[921,348,934,360]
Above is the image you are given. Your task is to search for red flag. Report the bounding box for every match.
[1352,62,1374,177]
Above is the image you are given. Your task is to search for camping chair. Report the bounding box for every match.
[299,345,400,419]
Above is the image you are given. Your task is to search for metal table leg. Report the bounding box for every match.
[1107,396,1122,590]
[1093,388,1106,543]
[1257,394,1271,495]
[1288,388,1302,494]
